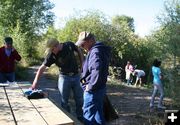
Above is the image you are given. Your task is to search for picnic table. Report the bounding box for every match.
[0,82,74,125]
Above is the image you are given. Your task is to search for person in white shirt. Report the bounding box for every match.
[133,69,145,87]
[125,61,134,85]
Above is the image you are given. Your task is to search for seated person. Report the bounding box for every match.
[133,69,145,87]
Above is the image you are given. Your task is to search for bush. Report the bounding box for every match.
[15,64,29,80]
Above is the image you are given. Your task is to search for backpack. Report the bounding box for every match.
[103,95,119,122]
[24,89,46,99]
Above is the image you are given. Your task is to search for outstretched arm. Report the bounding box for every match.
[31,64,47,89]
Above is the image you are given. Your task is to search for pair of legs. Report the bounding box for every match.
[0,72,15,83]
[58,74,83,119]
[126,71,133,85]
[126,79,131,85]
[126,77,133,85]
[134,77,142,87]
[150,83,165,108]
[83,88,106,125]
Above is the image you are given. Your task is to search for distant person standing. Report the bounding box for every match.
[133,69,145,87]
[150,59,166,109]
[76,31,111,125]
[0,37,21,83]
[125,61,134,85]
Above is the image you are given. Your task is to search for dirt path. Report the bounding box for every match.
[27,66,173,125]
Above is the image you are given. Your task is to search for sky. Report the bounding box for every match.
[49,0,165,37]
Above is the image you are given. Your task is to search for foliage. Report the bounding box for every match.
[156,0,180,66]
[43,5,180,105]
[0,0,55,62]
[112,15,135,32]
[43,26,59,39]
[0,22,26,58]
[44,10,156,80]
[56,10,111,43]
[15,64,29,80]
[148,0,180,103]
[0,0,54,34]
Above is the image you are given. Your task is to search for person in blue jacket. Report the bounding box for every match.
[76,31,111,125]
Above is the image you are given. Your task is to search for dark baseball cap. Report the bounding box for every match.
[4,37,13,45]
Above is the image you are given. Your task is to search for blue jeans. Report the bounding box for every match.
[58,74,83,119]
[150,83,164,107]
[0,72,15,83]
[83,88,106,125]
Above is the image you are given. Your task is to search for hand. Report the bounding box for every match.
[85,85,90,91]
[11,46,15,52]
[80,79,86,84]
[31,83,36,90]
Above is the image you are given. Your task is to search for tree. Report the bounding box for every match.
[0,0,54,34]
[0,0,55,61]
[154,0,180,104]
[44,10,154,81]
[157,0,180,67]
[112,15,135,32]
[56,10,111,43]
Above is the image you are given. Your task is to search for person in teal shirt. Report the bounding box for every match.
[150,59,166,109]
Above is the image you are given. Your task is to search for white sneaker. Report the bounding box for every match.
[158,105,166,109]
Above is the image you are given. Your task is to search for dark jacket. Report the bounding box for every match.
[0,46,21,73]
[81,42,111,91]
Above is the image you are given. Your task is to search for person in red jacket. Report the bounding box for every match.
[0,37,21,83]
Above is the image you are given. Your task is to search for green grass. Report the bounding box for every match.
[15,64,29,80]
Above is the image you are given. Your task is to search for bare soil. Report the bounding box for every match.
[27,66,175,125]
